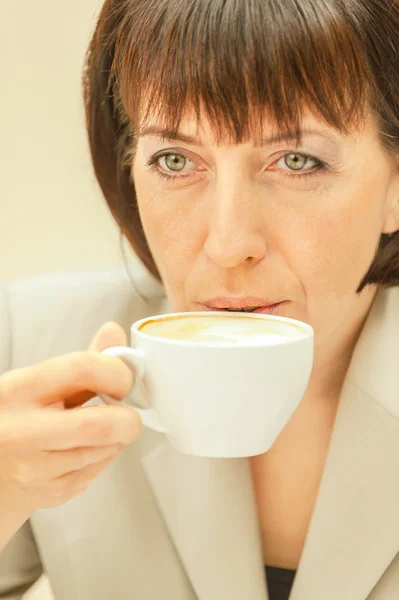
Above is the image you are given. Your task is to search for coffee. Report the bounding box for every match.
[139,313,305,345]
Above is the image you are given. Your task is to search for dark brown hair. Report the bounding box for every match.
[83,0,399,292]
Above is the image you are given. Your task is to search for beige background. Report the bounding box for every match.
[2,1,130,597]
[1,0,125,286]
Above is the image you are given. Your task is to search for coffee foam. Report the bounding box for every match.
[139,314,305,345]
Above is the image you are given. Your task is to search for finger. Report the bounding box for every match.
[43,444,123,479]
[1,405,142,452]
[1,351,134,408]
[52,452,123,497]
[89,322,128,352]
[47,323,129,410]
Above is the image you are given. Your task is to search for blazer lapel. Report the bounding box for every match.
[141,285,399,600]
[290,379,399,600]
[141,442,269,600]
[290,285,399,600]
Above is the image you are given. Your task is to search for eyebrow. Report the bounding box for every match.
[138,125,339,147]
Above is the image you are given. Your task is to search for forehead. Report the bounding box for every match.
[137,104,371,149]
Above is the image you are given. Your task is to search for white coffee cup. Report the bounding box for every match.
[98,312,314,458]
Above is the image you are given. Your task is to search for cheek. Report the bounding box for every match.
[286,178,385,305]
[134,177,203,286]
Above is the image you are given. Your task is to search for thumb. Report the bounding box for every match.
[61,323,128,410]
[89,321,128,352]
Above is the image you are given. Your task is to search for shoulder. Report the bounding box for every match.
[4,263,168,368]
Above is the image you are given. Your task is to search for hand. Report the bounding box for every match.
[0,322,141,515]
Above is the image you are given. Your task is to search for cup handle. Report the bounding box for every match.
[98,346,168,433]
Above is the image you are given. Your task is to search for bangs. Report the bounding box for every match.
[113,0,373,148]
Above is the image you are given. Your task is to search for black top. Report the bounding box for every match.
[265,565,297,600]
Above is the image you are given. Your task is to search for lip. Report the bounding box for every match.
[201,297,288,315]
[203,296,284,309]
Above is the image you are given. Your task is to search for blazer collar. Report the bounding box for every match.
[141,285,399,600]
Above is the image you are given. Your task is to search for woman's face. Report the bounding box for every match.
[132,108,399,353]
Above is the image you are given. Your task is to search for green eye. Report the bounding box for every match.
[146,149,327,183]
[164,154,187,172]
[284,153,308,170]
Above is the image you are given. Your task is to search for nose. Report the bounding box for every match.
[203,177,267,269]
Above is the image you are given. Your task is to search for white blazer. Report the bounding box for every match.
[0,263,398,600]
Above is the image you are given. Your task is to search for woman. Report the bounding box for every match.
[0,0,398,598]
